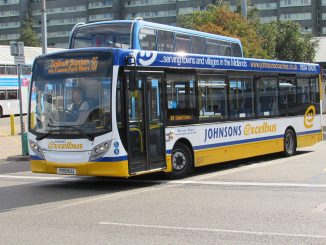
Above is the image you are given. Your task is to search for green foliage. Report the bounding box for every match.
[178,4,270,59]
[19,14,41,47]
[177,4,318,62]
[271,21,318,62]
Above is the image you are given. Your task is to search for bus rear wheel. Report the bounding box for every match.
[166,142,193,179]
[284,129,296,157]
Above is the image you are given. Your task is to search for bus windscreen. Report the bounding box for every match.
[30,51,112,139]
[71,23,132,49]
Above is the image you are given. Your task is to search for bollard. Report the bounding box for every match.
[30,112,35,129]
[10,114,15,135]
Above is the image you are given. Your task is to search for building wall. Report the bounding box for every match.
[0,0,212,48]
[227,0,326,36]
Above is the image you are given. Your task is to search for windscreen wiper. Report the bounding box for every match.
[36,131,55,141]
[48,125,95,141]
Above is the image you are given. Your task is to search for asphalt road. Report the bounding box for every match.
[0,141,326,244]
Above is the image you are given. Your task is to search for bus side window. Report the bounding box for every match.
[6,90,18,100]
[139,28,156,50]
[206,38,218,55]
[198,75,227,120]
[175,34,191,53]
[191,36,206,54]
[166,73,196,122]
[256,78,278,117]
[219,41,231,56]
[157,30,174,52]
[310,77,320,103]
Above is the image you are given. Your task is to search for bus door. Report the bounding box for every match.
[127,72,166,174]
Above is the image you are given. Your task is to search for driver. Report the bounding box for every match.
[68,88,90,122]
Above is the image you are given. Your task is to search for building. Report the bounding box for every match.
[0,0,213,48]
[227,0,326,36]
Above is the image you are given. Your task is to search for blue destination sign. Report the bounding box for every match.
[131,50,320,74]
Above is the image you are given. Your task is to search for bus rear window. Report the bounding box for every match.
[231,43,242,57]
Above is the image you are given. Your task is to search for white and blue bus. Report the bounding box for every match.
[0,64,31,117]
[28,48,323,178]
[69,19,243,57]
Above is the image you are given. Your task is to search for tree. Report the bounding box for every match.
[177,4,318,62]
[271,21,318,62]
[19,13,41,47]
[177,4,270,59]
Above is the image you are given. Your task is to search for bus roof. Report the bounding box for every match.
[71,19,242,45]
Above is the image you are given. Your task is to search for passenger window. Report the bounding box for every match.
[0,90,5,100]
[6,90,18,100]
[175,34,191,53]
[0,65,5,74]
[166,73,196,122]
[310,78,320,103]
[297,78,310,103]
[6,66,17,75]
[191,36,205,54]
[157,30,174,52]
[229,77,254,119]
[219,41,231,56]
[278,78,296,116]
[139,28,156,50]
[206,39,218,55]
[198,75,227,120]
[256,77,278,117]
[22,66,32,75]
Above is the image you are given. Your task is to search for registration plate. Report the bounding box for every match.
[57,168,77,175]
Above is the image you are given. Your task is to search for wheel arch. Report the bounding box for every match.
[173,138,195,167]
[284,126,297,147]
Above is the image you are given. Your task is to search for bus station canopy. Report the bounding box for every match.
[0,45,64,66]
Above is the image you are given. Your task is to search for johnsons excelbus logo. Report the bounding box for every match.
[48,141,83,150]
[304,105,315,129]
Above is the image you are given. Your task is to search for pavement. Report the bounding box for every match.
[0,115,29,162]
[0,114,326,162]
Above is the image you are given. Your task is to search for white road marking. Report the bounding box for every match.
[98,222,326,239]
[168,180,326,188]
[0,174,326,188]
[0,174,67,180]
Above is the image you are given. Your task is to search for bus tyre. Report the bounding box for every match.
[166,143,193,179]
[284,129,296,157]
[0,107,2,118]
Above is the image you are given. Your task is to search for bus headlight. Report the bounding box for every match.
[29,140,44,159]
[90,141,111,161]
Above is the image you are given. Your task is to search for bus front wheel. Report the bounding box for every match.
[284,129,296,157]
[166,142,193,179]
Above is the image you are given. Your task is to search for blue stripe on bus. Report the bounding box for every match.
[30,155,44,160]
[166,129,322,154]
[92,155,128,162]
[0,77,28,86]
[297,129,321,136]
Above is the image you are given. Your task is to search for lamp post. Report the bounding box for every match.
[241,0,247,19]
[41,0,47,54]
